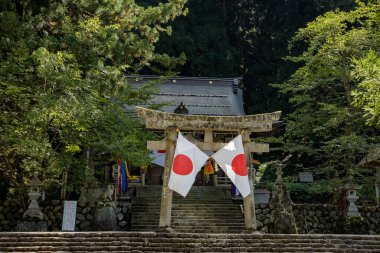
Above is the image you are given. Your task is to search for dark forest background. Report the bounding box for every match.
[149,0,355,114]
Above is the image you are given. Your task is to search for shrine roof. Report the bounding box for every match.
[127,75,245,116]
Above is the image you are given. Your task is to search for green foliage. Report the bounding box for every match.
[0,0,186,200]
[285,181,333,204]
[255,162,277,184]
[357,176,377,203]
[273,1,380,186]
[352,49,380,126]
[155,0,241,77]
[231,0,353,114]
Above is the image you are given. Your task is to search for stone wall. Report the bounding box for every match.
[0,200,131,232]
[0,199,379,234]
[254,203,380,235]
[0,200,22,231]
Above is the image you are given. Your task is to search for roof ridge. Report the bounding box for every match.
[156,93,228,98]
[127,74,242,82]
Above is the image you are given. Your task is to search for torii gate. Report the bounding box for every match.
[136,106,282,231]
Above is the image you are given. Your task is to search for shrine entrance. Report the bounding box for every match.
[137,106,281,231]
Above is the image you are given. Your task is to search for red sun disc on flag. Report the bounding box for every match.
[172,154,193,175]
[231,154,247,176]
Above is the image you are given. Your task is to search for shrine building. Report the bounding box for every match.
[128,75,246,116]
[118,75,281,232]
[124,75,280,187]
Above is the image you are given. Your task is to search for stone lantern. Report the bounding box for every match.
[23,172,45,220]
[344,183,361,217]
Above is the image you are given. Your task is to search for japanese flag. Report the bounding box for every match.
[212,135,251,197]
[168,133,209,197]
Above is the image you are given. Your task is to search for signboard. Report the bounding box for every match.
[299,172,314,183]
[62,201,77,231]
[254,189,271,204]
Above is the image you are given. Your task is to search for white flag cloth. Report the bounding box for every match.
[211,135,251,197]
[168,133,209,197]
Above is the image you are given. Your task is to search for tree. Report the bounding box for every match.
[230,0,353,114]
[0,0,187,200]
[352,50,380,127]
[273,1,380,191]
[155,0,241,77]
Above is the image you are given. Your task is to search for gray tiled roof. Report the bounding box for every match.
[128,75,245,116]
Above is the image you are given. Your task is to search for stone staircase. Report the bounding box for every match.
[0,232,379,252]
[131,186,244,233]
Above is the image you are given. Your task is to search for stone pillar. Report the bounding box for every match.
[212,174,218,186]
[159,127,177,228]
[242,131,256,231]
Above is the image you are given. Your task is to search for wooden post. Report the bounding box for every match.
[159,127,177,228]
[204,129,213,144]
[242,131,257,231]
[61,172,68,200]
[104,166,110,183]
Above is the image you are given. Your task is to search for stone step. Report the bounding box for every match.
[131,226,245,231]
[132,214,243,218]
[131,217,245,221]
[2,233,379,243]
[132,207,240,211]
[174,218,244,222]
[1,232,378,252]
[133,206,241,210]
[132,210,242,215]
[132,211,242,215]
[0,233,377,239]
[133,193,231,200]
[130,222,242,227]
[132,223,245,227]
[130,228,246,233]
[133,215,244,219]
[135,186,231,198]
[131,226,246,230]
[132,212,242,216]
[131,219,244,223]
[133,205,241,209]
[0,246,364,253]
[133,201,235,204]
[132,208,242,212]
[132,206,242,210]
[133,202,237,206]
[131,186,243,233]
[134,195,231,198]
[132,217,244,222]
[132,215,243,219]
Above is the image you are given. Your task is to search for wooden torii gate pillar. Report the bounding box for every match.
[159,127,177,227]
[136,107,282,231]
[242,130,256,231]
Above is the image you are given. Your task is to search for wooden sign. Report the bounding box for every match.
[62,201,77,231]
